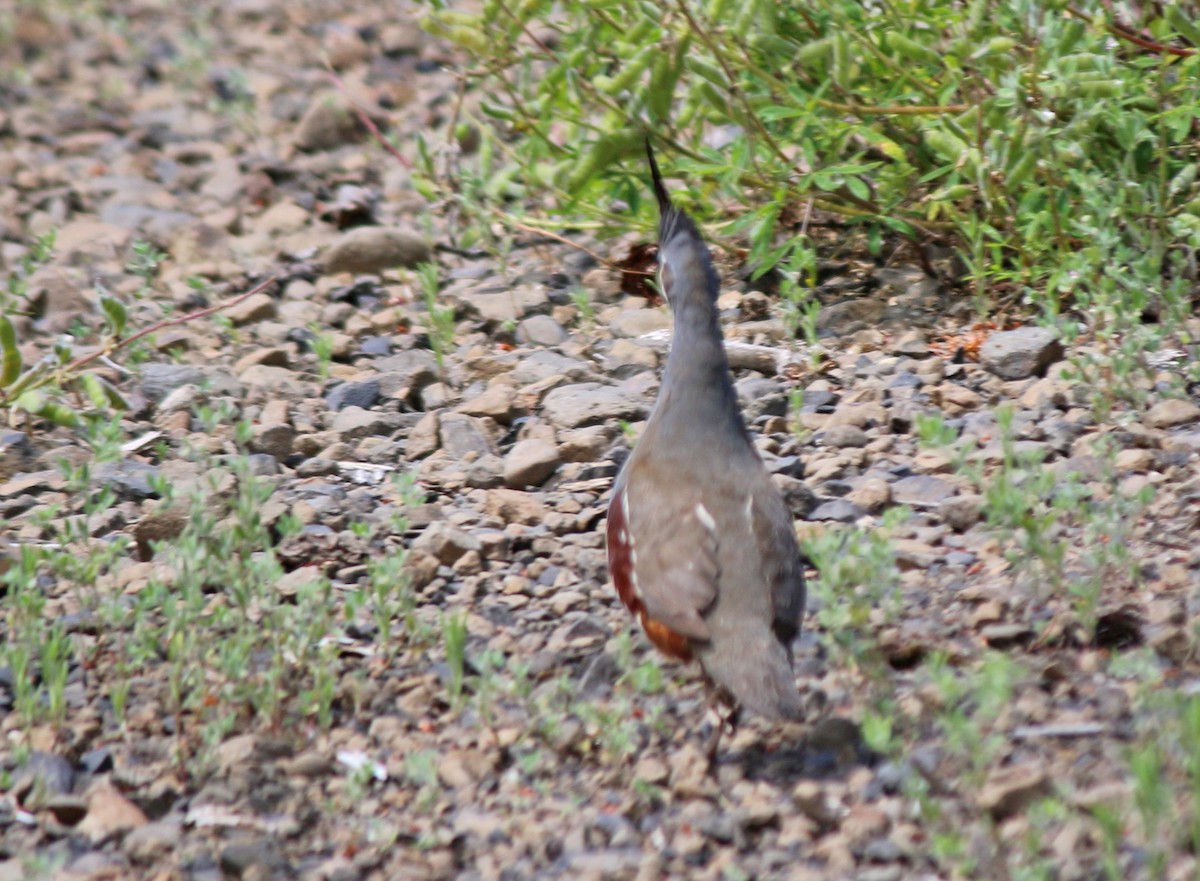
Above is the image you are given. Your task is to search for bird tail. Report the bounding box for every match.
[698,628,806,721]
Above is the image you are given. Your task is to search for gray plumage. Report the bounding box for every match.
[608,143,807,720]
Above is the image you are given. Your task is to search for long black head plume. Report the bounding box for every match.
[645,139,719,303]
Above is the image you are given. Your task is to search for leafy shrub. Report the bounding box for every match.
[422,0,1200,342]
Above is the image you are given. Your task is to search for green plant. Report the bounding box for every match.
[404,750,441,812]
[2,229,55,314]
[568,285,596,326]
[415,262,455,371]
[1129,739,1170,880]
[981,405,1068,592]
[613,630,665,695]
[777,262,820,347]
[126,239,166,287]
[309,322,336,380]
[442,609,469,705]
[421,1,1200,416]
[799,505,905,671]
[1,237,276,428]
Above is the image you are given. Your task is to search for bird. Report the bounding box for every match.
[606,142,808,754]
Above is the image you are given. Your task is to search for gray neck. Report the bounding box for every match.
[650,294,748,445]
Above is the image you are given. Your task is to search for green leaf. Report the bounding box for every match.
[100,295,128,338]
[14,390,81,427]
[846,177,870,200]
[77,373,110,409]
[0,314,20,388]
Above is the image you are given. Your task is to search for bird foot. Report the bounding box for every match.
[703,704,741,774]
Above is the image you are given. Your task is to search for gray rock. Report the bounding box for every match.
[892,330,930,356]
[845,477,891,511]
[503,438,561,488]
[374,350,440,396]
[325,379,381,411]
[979,326,1063,380]
[439,412,495,458]
[331,406,402,441]
[457,285,549,324]
[219,838,290,880]
[816,298,885,336]
[510,350,594,384]
[139,363,205,403]
[889,371,923,390]
[516,314,567,346]
[96,459,161,500]
[808,498,868,522]
[892,474,957,508]
[726,343,779,375]
[125,819,183,863]
[99,203,195,240]
[820,424,870,448]
[772,473,818,517]
[458,383,517,424]
[0,431,34,482]
[323,226,431,275]
[541,383,647,429]
[940,493,982,531]
[296,458,338,477]
[238,364,300,391]
[358,336,393,357]
[13,751,75,808]
[736,376,787,420]
[558,425,611,462]
[609,308,670,338]
[465,454,505,488]
[605,339,658,375]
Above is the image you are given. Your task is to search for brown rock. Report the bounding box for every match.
[407,410,441,458]
[28,267,91,333]
[323,226,431,275]
[294,94,366,151]
[133,509,188,559]
[845,478,891,512]
[503,438,561,488]
[484,488,548,525]
[459,383,517,424]
[978,762,1050,820]
[412,521,480,565]
[250,423,294,459]
[1146,398,1200,429]
[77,784,148,842]
[558,425,611,462]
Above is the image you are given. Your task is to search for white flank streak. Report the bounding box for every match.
[694,502,716,532]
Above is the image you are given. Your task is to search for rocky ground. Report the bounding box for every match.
[2,2,1200,880]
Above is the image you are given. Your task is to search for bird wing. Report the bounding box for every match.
[619,476,719,643]
[750,479,807,647]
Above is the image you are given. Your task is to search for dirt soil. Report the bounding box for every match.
[2,2,1200,880]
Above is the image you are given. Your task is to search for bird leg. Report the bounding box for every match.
[702,679,741,772]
